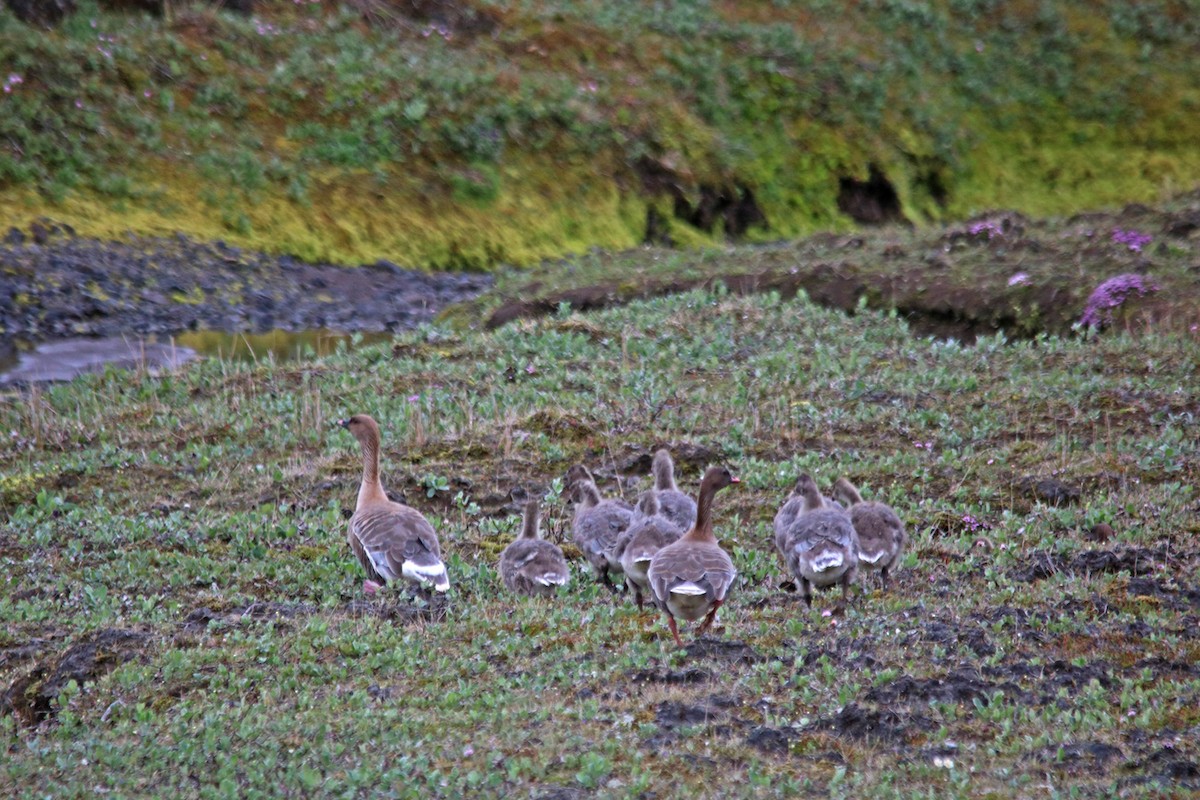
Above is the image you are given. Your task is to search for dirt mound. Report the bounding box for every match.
[2,628,152,726]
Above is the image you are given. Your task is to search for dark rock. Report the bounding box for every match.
[5,0,76,27]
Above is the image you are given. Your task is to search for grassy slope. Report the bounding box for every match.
[1,0,1200,266]
[2,235,1198,795]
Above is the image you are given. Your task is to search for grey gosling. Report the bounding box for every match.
[647,466,739,648]
[612,490,685,610]
[650,448,698,531]
[339,414,449,594]
[779,472,858,607]
[569,476,633,592]
[499,499,570,597]
[831,477,907,592]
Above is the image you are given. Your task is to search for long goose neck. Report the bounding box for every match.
[576,481,601,511]
[521,501,541,539]
[833,477,863,506]
[356,432,387,507]
[686,478,720,543]
[799,479,824,512]
[652,451,677,491]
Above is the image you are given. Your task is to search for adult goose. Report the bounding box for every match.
[650,448,698,531]
[831,477,907,591]
[779,473,858,607]
[339,414,449,594]
[569,476,633,592]
[499,499,570,597]
[647,466,739,647]
[612,491,685,610]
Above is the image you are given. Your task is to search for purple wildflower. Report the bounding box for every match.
[1007,272,1030,287]
[1112,228,1152,253]
[969,220,1003,240]
[1079,273,1160,328]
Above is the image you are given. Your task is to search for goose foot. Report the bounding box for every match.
[667,615,684,649]
[363,579,383,595]
[696,598,723,636]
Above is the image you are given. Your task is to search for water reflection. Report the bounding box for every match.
[0,329,393,385]
[172,329,392,363]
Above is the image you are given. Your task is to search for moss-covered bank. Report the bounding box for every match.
[1,1,1198,267]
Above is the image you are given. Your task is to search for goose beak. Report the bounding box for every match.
[337,418,351,429]
[731,476,741,483]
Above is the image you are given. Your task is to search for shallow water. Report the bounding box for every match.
[0,329,392,385]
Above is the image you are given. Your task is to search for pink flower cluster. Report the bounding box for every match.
[1079,273,1160,328]
[969,220,1003,239]
[1112,228,1152,252]
[254,18,281,36]
[421,24,452,40]
[3,73,22,94]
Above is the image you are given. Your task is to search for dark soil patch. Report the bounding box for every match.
[984,658,1116,706]
[745,725,796,755]
[1127,576,1200,610]
[864,670,1024,707]
[811,702,931,744]
[922,621,995,658]
[683,637,764,665]
[1031,741,1124,773]
[1009,548,1163,582]
[343,593,450,624]
[655,699,725,729]
[628,666,712,685]
[2,628,151,726]
[182,601,316,631]
[0,224,491,343]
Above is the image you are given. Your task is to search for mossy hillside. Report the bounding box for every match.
[1,1,1199,266]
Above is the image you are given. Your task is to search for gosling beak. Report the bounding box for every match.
[731,476,741,483]
[338,418,351,429]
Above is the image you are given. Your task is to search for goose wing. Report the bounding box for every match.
[349,502,448,590]
[648,541,737,605]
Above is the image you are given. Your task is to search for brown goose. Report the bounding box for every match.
[499,499,570,597]
[832,477,907,591]
[611,490,685,610]
[339,414,449,594]
[647,466,739,647]
[779,475,858,607]
[651,448,698,531]
[569,477,633,592]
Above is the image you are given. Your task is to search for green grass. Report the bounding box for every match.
[2,220,1199,795]
[1,1,1199,264]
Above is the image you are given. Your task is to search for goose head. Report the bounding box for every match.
[791,473,824,511]
[339,414,381,447]
[565,464,595,489]
[635,490,661,519]
[700,466,739,493]
[569,479,602,510]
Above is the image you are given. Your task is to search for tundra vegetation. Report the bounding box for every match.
[2,205,1199,794]
[2,1,1200,798]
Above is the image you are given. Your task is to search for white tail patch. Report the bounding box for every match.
[811,552,844,572]
[632,557,653,567]
[535,573,567,586]
[403,560,450,592]
[859,550,886,565]
[670,582,707,596]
